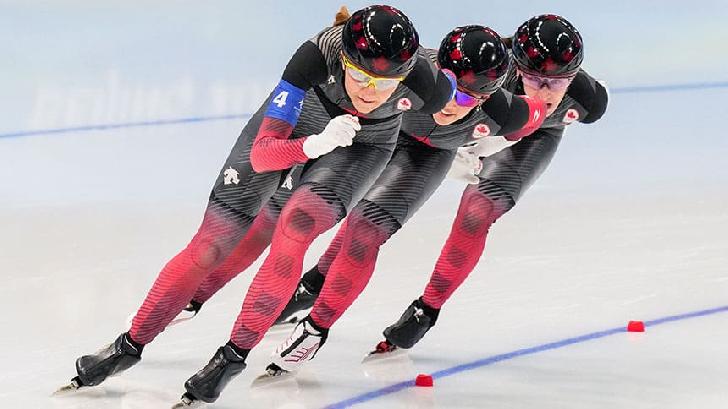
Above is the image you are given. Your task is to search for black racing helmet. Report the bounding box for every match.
[437,25,510,95]
[342,5,420,77]
[512,14,583,78]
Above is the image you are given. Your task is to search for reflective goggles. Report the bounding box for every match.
[454,88,490,108]
[520,71,575,91]
[341,53,405,90]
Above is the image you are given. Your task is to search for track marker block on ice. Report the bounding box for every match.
[627,320,645,332]
[415,374,434,387]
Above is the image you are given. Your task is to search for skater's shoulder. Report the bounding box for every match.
[565,69,609,124]
[401,47,455,115]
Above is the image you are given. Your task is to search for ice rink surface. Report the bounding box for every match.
[2,1,727,408]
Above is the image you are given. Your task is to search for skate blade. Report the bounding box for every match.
[127,311,196,330]
[171,400,204,409]
[271,308,312,328]
[266,322,296,334]
[167,314,197,328]
[52,378,83,396]
[171,394,205,408]
[361,347,407,364]
[250,369,294,388]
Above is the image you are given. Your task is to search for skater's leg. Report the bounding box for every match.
[309,141,455,328]
[310,201,398,327]
[130,201,254,344]
[271,217,348,326]
[230,184,343,349]
[277,141,454,329]
[71,201,257,389]
[421,181,513,308]
[421,128,562,309]
[315,217,349,276]
[382,130,562,350]
[191,187,292,303]
[182,141,396,402]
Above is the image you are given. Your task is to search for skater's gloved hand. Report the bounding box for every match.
[303,114,360,159]
[446,146,481,184]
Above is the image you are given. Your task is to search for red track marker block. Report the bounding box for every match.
[415,374,434,387]
[627,320,645,332]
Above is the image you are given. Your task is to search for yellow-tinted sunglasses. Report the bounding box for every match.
[341,53,405,90]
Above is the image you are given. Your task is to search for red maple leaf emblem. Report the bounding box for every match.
[473,123,490,138]
[397,98,412,110]
[372,56,391,73]
[563,109,579,124]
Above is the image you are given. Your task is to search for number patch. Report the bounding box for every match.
[273,91,288,108]
[265,80,306,126]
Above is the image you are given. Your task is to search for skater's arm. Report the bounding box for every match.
[481,89,546,141]
[250,41,328,172]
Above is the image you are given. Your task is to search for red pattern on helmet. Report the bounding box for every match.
[381,5,397,14]
[459,70,477,85]
[399,49,412,61]
[562,49,574,62]
[356,37,368,50]
[372,56,392,73]
[542,57,558,73]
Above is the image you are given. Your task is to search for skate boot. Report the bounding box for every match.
[178,342,248,405]
[58,332,144,393]
[253,316,328,386]
[383,297,440,349]
[273,266,325,326]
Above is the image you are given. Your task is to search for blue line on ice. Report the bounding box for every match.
[1,81,727,139]
[0,113,252,139]
[322,304,728,409]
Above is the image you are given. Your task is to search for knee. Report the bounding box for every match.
[188,206,248,270]
[189,237,225,270]
[278,187,341,243]
[458,189,514,236]
[341,203,399,267]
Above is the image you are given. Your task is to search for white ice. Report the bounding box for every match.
[2,1,727,408]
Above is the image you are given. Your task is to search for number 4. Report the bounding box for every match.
[273,91,288,108]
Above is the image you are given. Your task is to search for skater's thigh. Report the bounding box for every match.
[298,142,395,213]
[363,142,455,226]
[478,128,562,202]
[209,120,287,217]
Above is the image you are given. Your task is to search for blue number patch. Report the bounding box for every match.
[265,80,306,126]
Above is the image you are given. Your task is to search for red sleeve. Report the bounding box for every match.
[503,96,546,141]
[250,117,310,172]
[249,40,328,173]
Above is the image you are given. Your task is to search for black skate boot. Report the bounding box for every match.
[178,342,248,406]
[383,297,440,349]
[273,266,325,326]
[58,332,144,393]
